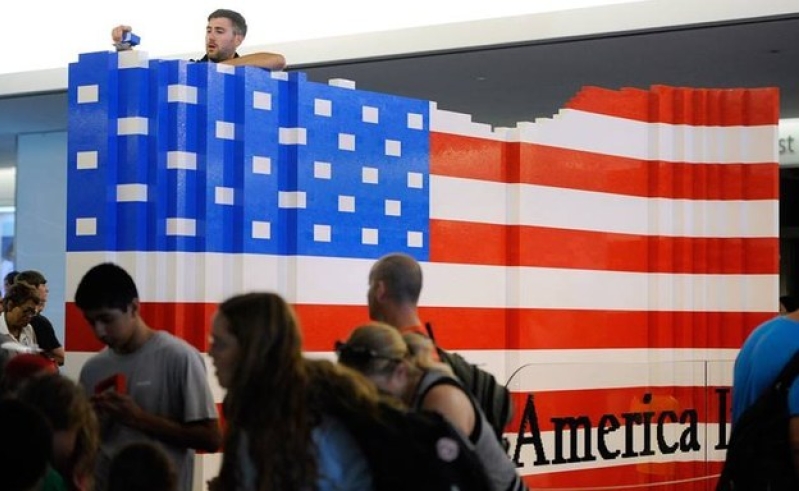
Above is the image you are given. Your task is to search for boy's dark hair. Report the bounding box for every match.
[208,9,247,37]
[74,263,139,312]
[15,270,47,287]
[108,442,177,491]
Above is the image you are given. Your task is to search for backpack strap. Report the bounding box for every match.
[424,322,436,344]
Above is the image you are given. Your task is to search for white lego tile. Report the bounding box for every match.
[252,156,272,175]
[362,228,379,245]
[215,121,235,140]
[339,133,355,151]
[338,195,356,213]
[385,139,401,157]
[252,221,271,240]
[407,172,424,189]
[315,99,332,117]
[253,91,272,110]
[314,224,332,242]
[407,231,424,248]
[278,191,307,209]
[362,167,379,184]
[215,187,235,205]
[328,78,356,89]
[385,200,401,216]
[314,161,332,179]
[279,127,307,145]
[167,151,197,170]
[362,106,379,124]
[407,113,424,130]
[75,218,97,236]
[116,183,148,202]
[167,85,198,104]
[216,64,236,75]
[77,85,99,104]
[270,71,289,81]
[117,117,149,136]
[117,50,149,69]
[76,151,98,170]
[166,218,197,237]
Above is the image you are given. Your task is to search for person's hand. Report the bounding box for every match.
[111,25,132,44]
[91,390,143,427]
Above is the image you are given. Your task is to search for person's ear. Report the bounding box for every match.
[129,298,140,316]
[234,33,243,48]
[375,280,388,303]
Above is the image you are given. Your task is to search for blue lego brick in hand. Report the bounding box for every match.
[115,31,141,51]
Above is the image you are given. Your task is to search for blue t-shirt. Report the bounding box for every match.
[732,315,799,423]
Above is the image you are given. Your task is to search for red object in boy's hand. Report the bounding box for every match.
[94,373,127,394]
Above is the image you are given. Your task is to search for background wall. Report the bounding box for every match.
[15,132,68,344]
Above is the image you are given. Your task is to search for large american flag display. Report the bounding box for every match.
[65,49,779,490]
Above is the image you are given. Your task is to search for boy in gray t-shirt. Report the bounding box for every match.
[75,263,220,491]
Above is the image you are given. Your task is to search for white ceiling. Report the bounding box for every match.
[1,15,798,168]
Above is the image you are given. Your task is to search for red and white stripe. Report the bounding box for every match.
[64,86,779,489]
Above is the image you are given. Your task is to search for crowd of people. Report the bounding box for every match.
[0,252,528,491]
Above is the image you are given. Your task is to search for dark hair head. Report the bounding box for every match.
[3,281,40,311]
[208,9,247,37]
[108,442,176,491]
[369,253,423,304]
[75,263,139,312]
[15,270,47,287]
[781,295,799,313]
[0,398,53,491]
[3,270,18,287]
[217,292,304,416]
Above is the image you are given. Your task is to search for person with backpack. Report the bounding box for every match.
[717,305,799,490]
[366,253,513,441]
[338,322,527,491]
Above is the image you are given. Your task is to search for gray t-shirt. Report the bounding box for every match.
[79,331,218,491]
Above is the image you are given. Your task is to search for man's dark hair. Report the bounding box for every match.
[0,399,53,491]
[370,253,423,304]
[75,263,139,312]
[15,270,47,287]
[208,9,247,37]
[3,282,40,311]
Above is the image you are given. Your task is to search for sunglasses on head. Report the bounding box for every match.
[334,340,403,366]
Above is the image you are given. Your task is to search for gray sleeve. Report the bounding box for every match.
[177,346,219,423]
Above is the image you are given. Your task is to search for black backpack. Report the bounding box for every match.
[334,400,493,491]
[716,350,799,491]
[425,323,514,443]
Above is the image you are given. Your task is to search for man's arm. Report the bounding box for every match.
[222,52,286,70]
[92,391,221,452]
